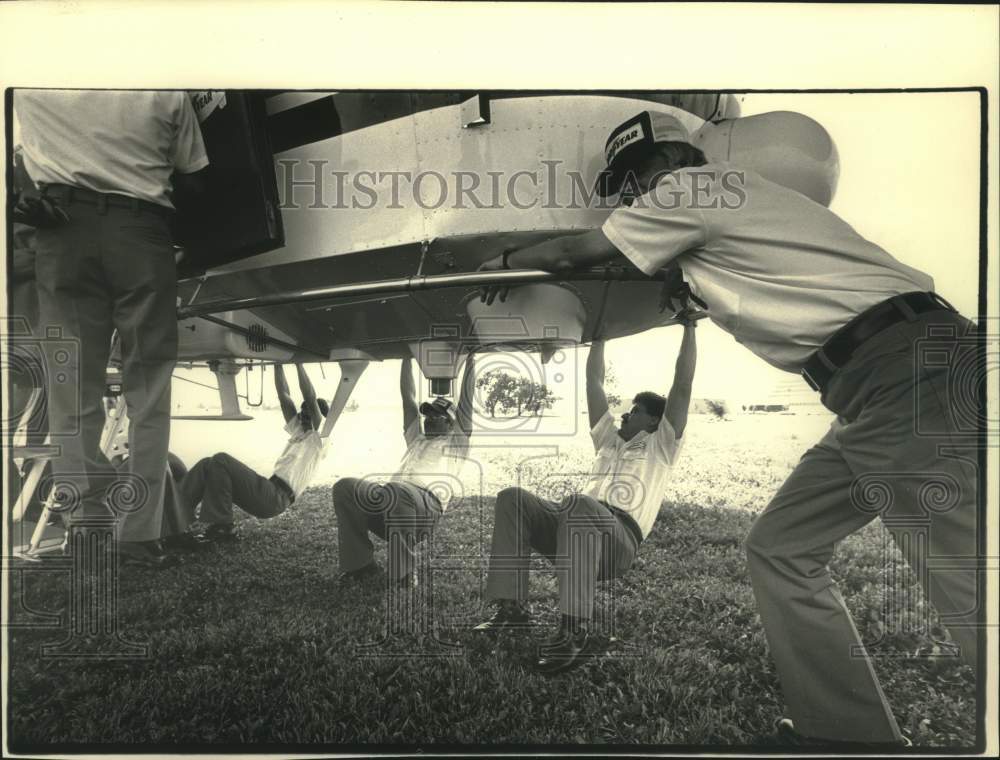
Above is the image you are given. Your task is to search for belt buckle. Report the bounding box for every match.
[929,291,956,313]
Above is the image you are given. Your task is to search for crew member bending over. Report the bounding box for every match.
[478,110,979,747]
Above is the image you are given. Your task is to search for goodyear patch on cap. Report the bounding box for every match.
[605,122,646,165]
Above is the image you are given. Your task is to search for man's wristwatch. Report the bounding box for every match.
[500,250,512,269]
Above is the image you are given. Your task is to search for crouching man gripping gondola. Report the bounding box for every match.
[475,322,696,675]
[180,363,329,542]
[332,353,476,590]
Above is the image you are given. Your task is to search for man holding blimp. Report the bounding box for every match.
[478,109,979,749]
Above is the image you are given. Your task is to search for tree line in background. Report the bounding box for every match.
[475,370,558,417]
[202,362,732,420]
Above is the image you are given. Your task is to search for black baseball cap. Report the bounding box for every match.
[595,110,692,198]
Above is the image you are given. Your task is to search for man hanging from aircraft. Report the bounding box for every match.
[478,109,978,748]
[474,321,696,675]
[332,353,475,590]
[180,363,329,542]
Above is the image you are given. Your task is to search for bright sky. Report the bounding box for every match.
[174,91,983,414]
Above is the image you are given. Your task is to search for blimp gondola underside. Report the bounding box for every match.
[174,91,838,386]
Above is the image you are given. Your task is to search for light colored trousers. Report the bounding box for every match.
[181,452,292,525]
[485,488,639,620]
[745,310,980,742]
[332,478,442,580]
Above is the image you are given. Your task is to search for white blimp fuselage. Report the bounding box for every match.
[176,93,839,388]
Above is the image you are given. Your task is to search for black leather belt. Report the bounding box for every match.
[270,475,296,504]
[603,502,644,548]
[801,291,956,394]
[41,182,172,218]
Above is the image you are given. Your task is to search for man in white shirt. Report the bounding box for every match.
[478,110,979,748]
[474,325,696,675]
[180,364,328,541]
[13,90,209,568]
[333,354,475,589]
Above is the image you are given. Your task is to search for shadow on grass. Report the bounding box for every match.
[5,493,977,748]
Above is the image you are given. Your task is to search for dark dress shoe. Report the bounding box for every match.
[473,601,533,632]
[201,523,239,543]
[533,628,592,675]
[115,540,177,568]
[161,531,211,552]
[773,718,912,749]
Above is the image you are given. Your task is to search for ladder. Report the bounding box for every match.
[9,342,129,558]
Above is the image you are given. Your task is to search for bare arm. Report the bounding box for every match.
[274,364,297,423]
[586,339,610,429]
[400,357,419,435]
[295,363,322,431]
[665,323,697,438]
[483,229,623,273]
[455,352,476,437]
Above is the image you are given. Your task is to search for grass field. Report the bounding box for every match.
[5,413,978,750]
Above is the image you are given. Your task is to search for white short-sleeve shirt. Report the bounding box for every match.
[391,419,470,510]
[271,416,327,499]
[601,162,934,372]
[582,411,682,539]
[14,89,209,209]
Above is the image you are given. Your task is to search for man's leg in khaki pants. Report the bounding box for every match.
[745,429,902,744]
[836,315,980,673]
[333,479,440,580]
[484,487,561,603]
[333,477,382,575]
[33,211,117,522]
[106,211,177,542]
[380,481,441,581]
[555,495,636,622]
[159,453,193,539]
[746,313,981,744]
